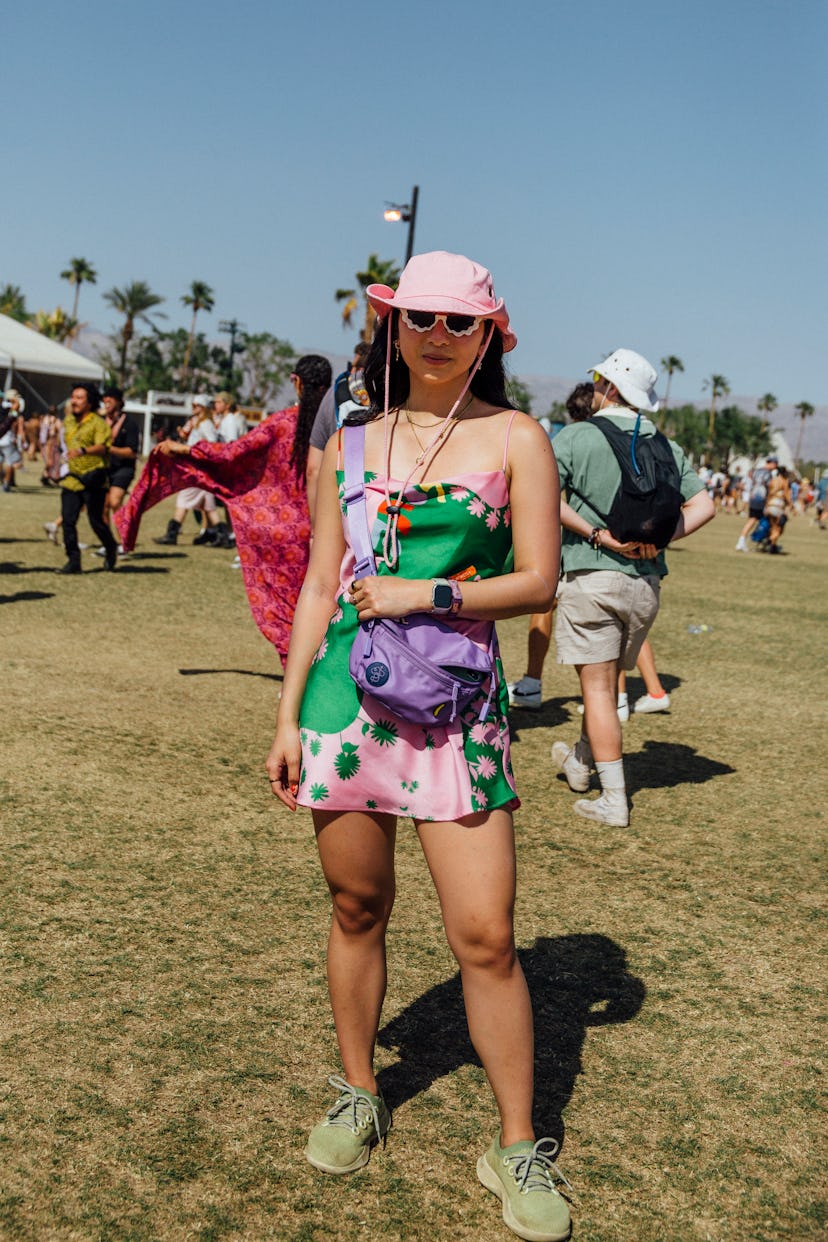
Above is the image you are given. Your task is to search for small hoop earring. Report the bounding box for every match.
[394,340,400,362]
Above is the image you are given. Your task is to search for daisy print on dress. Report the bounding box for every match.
[334,743,361,780]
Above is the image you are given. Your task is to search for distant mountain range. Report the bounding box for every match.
[72,329,827,460]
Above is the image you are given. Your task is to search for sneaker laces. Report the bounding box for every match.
[322,1074,383,1138]
[504,1137,573,1194]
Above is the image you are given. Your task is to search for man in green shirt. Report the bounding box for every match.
[58,383,119,573]
[551,349,714,826]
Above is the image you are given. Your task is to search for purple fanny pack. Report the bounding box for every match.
[343,424,495,726]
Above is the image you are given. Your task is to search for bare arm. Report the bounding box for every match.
[352,414,561,622]
[559,498,654,558]
[305,445,324,527]
[670,488,716,541]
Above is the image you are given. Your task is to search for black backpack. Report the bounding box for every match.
[573,415,683,550]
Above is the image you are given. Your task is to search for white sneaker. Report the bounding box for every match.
[43,521,59,544]
[634,692,671,714]
[573,792,629,827]
[735,537,747,551]
[551,741,591,792]
[230,554,241,568]
[507,676,542,710]
[93,546,106,557]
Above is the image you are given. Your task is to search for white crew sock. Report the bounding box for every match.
[519,676,541,690]
[595,758,626,797]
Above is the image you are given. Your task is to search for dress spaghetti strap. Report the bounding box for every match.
[502,410,519,471]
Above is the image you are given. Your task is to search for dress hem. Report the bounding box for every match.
[295,795,521,821]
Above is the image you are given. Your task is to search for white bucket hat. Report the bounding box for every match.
[589,349,661,414]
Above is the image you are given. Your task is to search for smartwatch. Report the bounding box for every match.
[431,578,462,615]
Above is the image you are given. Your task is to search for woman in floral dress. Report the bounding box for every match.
[266,254,570,1241]
[116,356,332,664]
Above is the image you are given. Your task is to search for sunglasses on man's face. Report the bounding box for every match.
[401,309,482,338]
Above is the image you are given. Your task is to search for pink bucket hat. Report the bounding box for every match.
[366,250,517,352]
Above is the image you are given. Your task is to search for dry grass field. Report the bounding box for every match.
[1,473,825,1241]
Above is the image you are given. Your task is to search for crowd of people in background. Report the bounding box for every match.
[1,361,825,581]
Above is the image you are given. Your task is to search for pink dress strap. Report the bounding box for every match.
[502,410,519,471]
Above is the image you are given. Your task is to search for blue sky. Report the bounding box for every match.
[4,0,826,407]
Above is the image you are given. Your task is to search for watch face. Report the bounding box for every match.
[433,583,454,610]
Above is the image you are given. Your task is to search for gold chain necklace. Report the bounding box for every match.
[403,395,474,459]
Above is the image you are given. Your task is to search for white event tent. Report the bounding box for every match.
[0,313,104,411]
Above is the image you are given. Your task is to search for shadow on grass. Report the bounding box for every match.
[0,590,55,604]
[509,696,578,735]
[0,537,51,544]
[626,740,735,795]
[112,565,170,574]
[0,561,60,575]
[377,933,644,1145]
[511,675,685,736]
[178,667,283,682]
[126,551,188,560]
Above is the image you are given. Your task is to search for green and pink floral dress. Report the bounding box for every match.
[296,456,519,822]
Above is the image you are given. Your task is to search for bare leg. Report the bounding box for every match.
[105,485,127,526]
[579,659,622,761]
[314,809,397,1094]
[635,638,665,698]
[526,608,554,680]
[417,809,534,1146]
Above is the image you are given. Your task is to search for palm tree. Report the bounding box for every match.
[60,257,97,320]
[180,281,215,387]
[103,281,165,387]
[757,392,778,434]
[29,307,80,344]
[0,283,28,322]
[793,401,815,464]
[658,355,684,429]
[335,254,401,343]
[703,373,730,460]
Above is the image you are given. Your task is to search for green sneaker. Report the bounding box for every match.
[304,1074,391,1175]
[477,1135,572,1241]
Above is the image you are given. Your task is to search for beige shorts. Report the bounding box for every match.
[555,569,661,670]
[177,487,217,512]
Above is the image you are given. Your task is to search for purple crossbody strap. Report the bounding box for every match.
[342,423,376,581]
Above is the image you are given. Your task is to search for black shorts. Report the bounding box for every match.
[748,505,764,520]
[109,468,135,491]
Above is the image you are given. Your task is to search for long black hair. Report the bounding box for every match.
[289,354,333,481]
[361,311,510,418]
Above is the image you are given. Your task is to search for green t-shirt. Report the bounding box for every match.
[554,409,704,578]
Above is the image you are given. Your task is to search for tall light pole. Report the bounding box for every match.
[383,185,419,262]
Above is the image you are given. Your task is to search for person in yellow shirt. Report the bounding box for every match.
[58,384,118,574]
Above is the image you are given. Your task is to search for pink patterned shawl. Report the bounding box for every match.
[115,406,309,660]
